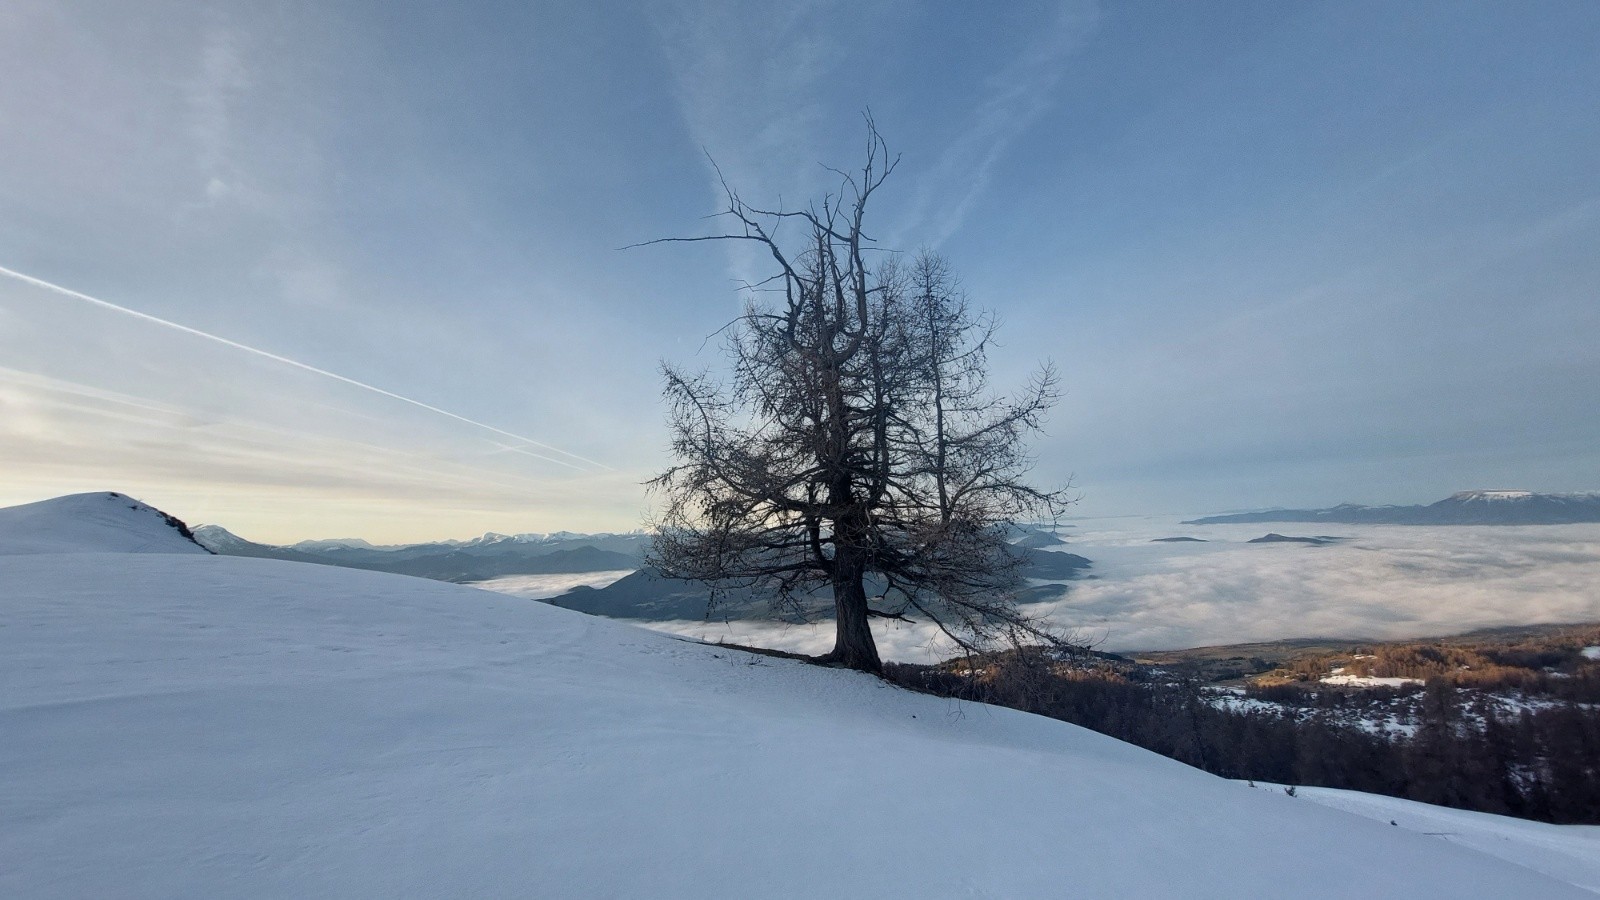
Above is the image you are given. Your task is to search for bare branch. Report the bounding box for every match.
[642,120,1078,673]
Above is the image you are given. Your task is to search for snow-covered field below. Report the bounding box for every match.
[1320,673,1425,688]
[4,497,1596,897]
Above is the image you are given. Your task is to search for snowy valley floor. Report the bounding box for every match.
[4,550,1597,897]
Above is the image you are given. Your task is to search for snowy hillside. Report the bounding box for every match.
[1,500,1594,896]
[1242,783,1600,894]
[0,491,208,555]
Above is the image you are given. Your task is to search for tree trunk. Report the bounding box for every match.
[822,549,882,673]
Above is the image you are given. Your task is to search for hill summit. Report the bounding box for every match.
[0,492,210,556]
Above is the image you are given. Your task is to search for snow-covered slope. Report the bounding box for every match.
[1243,783,1600,895]
[0,492,209,556]
[3,552,1592,897]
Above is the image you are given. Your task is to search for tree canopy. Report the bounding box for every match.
[644,123,1072,672]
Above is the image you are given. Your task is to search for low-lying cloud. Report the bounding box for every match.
[631,519,1600,662]
[469,571,635,601]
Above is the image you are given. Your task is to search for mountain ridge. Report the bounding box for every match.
[195,523,647,582]
[1185,490,1600,526]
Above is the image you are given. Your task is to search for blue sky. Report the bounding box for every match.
[1,1,1596,541]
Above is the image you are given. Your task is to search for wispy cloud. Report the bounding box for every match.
[653,0,846,190]
[654,2,1099,272]
[650,0,858,289]
[894,2,1099,248]
[0,265,644,542]
[185,25,251,206]
[1,265,609,472]
[0,366,645,543]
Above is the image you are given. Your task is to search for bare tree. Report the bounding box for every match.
[641,122,1072,672]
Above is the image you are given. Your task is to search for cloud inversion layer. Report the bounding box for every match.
[636,519,1600,662]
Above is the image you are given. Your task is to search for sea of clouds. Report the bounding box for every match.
[470,570,634,600]
[635,517,1600,664]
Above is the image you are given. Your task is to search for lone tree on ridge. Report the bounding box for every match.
[641,123,1072,673]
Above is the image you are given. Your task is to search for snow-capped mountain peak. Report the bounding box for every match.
[1189,490,1600,525]
[460,531,549,547]
[290,537,388,551]
[1448,490,1535,502]
[192,524,251,553]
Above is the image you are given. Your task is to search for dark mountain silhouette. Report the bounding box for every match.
[1247,533,1342,545]
[551,548,1091,622]
[1185,491,1600,526]
[194,524,645,582]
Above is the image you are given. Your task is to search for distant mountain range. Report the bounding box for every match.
[1185,491,1600,526]
[191,517,1090,622]
[194,524,647,583]
[0,495,1091,626]
[194,521,1088,619]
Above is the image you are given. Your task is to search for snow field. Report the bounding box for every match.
[3,550,1593,898]
[1243,782,1600,894]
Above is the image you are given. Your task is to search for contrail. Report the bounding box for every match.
[0,264,613,473]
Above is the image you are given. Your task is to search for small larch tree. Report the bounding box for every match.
[643,123,1072,673]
